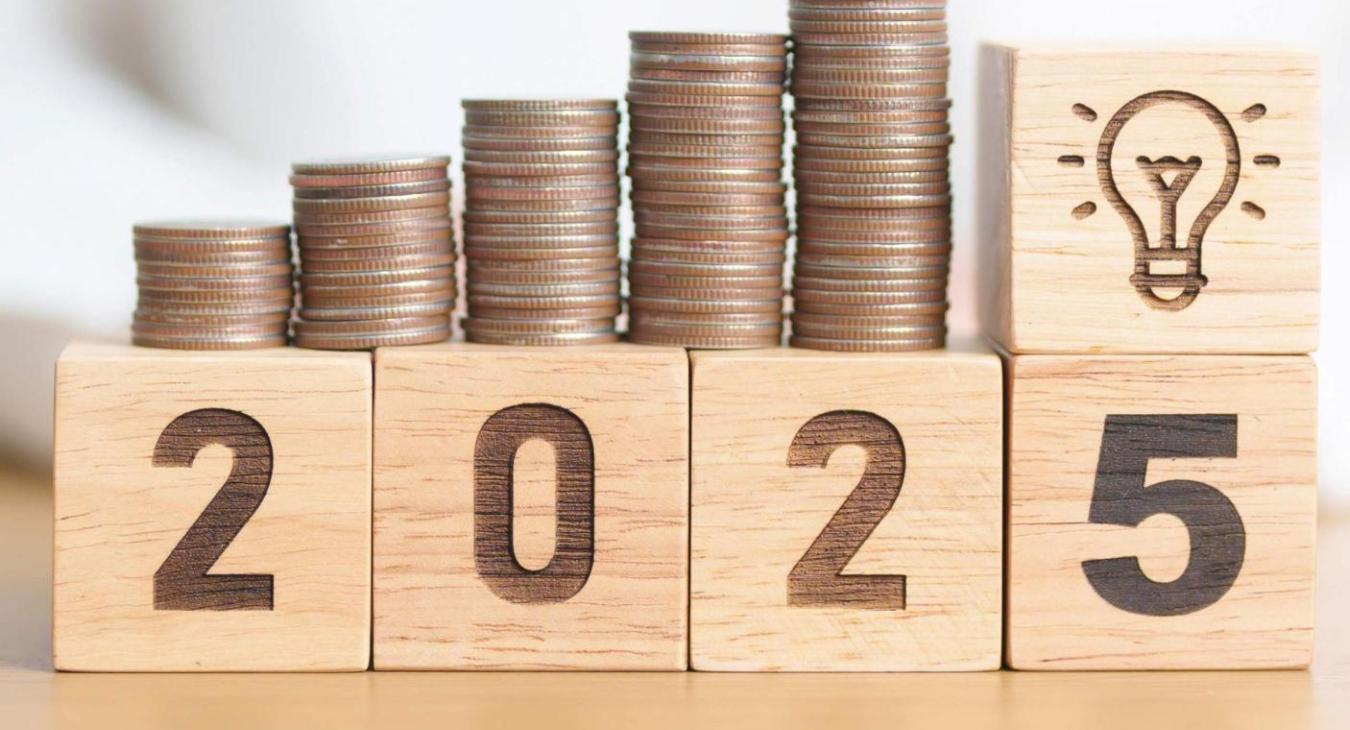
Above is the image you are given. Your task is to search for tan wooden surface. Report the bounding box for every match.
[1006,354,1318,669]
[690,345,1002,671]
[979,47,1319,354]
[51,342,372,671]
[1,463,1348,727]
[373,342,689,670]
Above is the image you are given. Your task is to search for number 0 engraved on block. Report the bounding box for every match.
[153,408,274,611]
[474,403,596,604]
[787,410,907,610]
[1083,414,1244,616]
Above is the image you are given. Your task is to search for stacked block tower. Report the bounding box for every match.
[981,47,1320,669]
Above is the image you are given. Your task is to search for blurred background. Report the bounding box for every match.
[0,0,1345,500]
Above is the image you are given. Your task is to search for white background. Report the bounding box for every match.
[0,0,1345,500]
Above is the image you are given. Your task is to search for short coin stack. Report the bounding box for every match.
[132,220,293,350]
[461,99,622,345]
[625,31,790,349]
[289,156,456,350]
[788,0,953,352]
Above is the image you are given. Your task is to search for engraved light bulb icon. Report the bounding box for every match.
[1096,91,1241,311]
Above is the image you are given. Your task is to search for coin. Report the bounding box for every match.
[626,94,784,111]
[462,99,616,111]
[132,333,289,350]
[465,245,619,261]
[630,52,786,72]
[464,107,619,124]
[630,190,784,207]
[792,299,949,317]
[294,217,452,238]
[789,7,946,22]
[628,331,782,349]
[132,220,291,240]
[463,220,617,237]
[787,334,946,352]
[466,256,621,273]
[292,180,451,199]
[462,136,615,153]
[627,165,784,183]
[298,300,454,321]
[291,155,449,175]
[629,310,783,327]
[292,324,451,350]
[628,296,783,315]
[630,67,785,84]
[464,173,616,188]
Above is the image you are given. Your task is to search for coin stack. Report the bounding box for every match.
[288,156,456,349]
[461,99,622,345]
[625,31,791,349]
[132,221,293,349]
[788,0,953,351]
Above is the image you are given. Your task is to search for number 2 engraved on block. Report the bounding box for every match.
[473,403,596,604]
[1083,414,1244,616]
[787,410,907,610]
[153,408,274,611]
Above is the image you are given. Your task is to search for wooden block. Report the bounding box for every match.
[1006,354,1317,670]
[52,341,372,671]
[690,344,1003,671]
[373,342,689,670]
[977,46,1319,354]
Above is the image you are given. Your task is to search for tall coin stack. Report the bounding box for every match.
[625,31,790,349]
[132,221,293,350]
[788,0,953,351]
[289,156,456,350]
[461,99,622,345]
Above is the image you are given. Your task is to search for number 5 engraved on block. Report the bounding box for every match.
[1084,414,1244,616]
[787,410,907,610]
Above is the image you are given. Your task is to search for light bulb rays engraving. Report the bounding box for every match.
[1059,91,1276,312]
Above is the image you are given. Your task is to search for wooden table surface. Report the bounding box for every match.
[3,464,1347,729]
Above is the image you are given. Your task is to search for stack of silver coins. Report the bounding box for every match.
[788,0,952,352]
[132,220,293,350]
[461,99,623,345]
[289,156,456,350]
[625,31,790,349]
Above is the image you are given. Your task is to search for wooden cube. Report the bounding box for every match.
[690,344,1003,671]
[53,341,372,671]
[373,342,689,670]
[1006,354,1317,670]
[978,46,1319,354]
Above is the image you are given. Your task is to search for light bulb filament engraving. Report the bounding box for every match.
[1136,155,1201,247]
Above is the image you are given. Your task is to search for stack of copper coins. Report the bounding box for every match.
[288,156,456,350]
[788,0,952,352]
[460,99,622,345]
[132,221,293,350]
[625,31,790,349]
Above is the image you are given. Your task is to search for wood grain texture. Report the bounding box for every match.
[8,465,1350,728]
[373,342,689,670]
[978,46,1319,354]
[690,344,1003,671]
[52,341,372,671]
[1005,354,1317,670]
